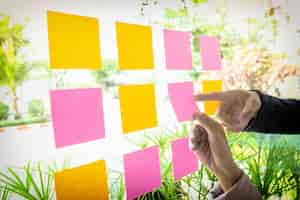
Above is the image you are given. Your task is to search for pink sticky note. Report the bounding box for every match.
[171,138,199,181]
[50,88,105,148]
[199,36,222,70]
[124,146,162,200]
[163,29,192,70]
[168,82,199,122]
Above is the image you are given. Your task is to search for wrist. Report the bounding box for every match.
[217,166,242,192]
[249,91,262,118]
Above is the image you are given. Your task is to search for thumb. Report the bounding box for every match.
[239,97,255,122]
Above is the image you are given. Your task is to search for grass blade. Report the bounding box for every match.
[7,168,26,191]
[37,164,45,197]
[25,165,42,199]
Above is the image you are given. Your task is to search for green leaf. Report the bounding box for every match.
[0,185,9,200]
[2,185,36,200]
[178,8,188,17]
[164,8,178,19]
[37,164,45,198]
[45,170,53,199]
[25,165,42,199]
[192,0,208,5]
[0,171,19,187]
[7,168,26,190]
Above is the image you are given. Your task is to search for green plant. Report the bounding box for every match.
[0,185,9,200]
[246,135,295,199]
[158,159,186,200]
[0,163,54,200]
[0,159,72,200]
[136,190,166,200]
[91,59,119,91]
[277,136,300,200]
[109,170,125,200]
[0,15,30,119]
[0,116,48,128]
[0,102,9,120]
[28,99,45,118]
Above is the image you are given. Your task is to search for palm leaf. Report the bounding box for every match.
[0,185,10,200]
[25,164,42,199]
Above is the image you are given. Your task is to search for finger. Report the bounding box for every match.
[193,112,223,135]
[189,125,209,163]
[193,113,233,170]
[194,113,232,161]
[194,92,227,102]
[189,125,208,151]
[189,125,206,143]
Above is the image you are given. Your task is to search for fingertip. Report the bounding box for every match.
[193,94,200,102]
[192,111,206,121]
[192,111,199,120]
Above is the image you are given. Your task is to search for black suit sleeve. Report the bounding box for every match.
[243,91,300,134]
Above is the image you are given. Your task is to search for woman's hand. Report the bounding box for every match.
[189,112,242,191]
[194,90,261,132]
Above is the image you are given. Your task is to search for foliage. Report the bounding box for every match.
[0,163,54,200]
[228,134,300,200]
[0,102,9,120]
[91,59,119,91]
[0,116,48,128]
[109,170,125,200]
[273,136,300,200]
[246,137,294,199]
[0,14,30,119]
[0,185,9,200]
[0,159,72,200]
[28,99,45,118]
[191,0,207,4]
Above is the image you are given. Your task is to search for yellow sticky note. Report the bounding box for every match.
[47,11,101,69]
[202,80,223,115]
[55,160,109,200]
[119,84,158,133]
[116,22,154,70]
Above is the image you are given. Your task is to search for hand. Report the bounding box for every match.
[194,90,261,132]
[189,112,242,191]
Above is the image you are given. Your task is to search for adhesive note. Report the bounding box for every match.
[199,36,222,70]
[50,88,105,148]
[168,82,199,122]
[55,160,109,200]
[119,84,158,133]
[116,22,154,70]
[202,80,223,115]
[47,11,101,69]
[163,29,192,70]
[171,138,199,181]
[124,146,161,200]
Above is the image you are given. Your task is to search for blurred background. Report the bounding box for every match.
[0,0,300,199]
